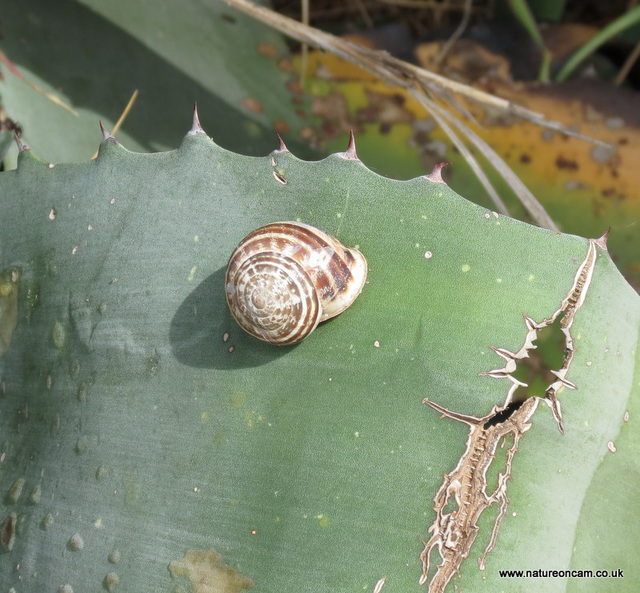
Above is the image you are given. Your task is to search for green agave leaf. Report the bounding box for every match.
[0,119,637,593]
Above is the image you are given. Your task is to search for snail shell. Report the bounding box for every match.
[225,222,367,345]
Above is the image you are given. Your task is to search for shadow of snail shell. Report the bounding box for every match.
[225,222,367,345]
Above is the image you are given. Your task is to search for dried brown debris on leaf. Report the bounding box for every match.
[420,236,602,592]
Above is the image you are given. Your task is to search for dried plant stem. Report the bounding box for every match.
[434,0,474,64]
[411,90,511,217]
[225,0,602,142]
[614,40,640,85]
[300,0,309,88]
[224,0,589,229]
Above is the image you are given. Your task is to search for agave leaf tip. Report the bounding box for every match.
[189,103,206,135]
[423,161,450,184]
[13,132,29,152]
[99,120,114,141]
[275,133,289,153]
[594,228,610,251]
[340,130,359,161]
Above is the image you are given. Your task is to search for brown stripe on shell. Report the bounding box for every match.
[257,222,366,319]
[225,222,367,345]
[226,252,321,345]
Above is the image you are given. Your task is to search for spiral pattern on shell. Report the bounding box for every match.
[225,222,367,345]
